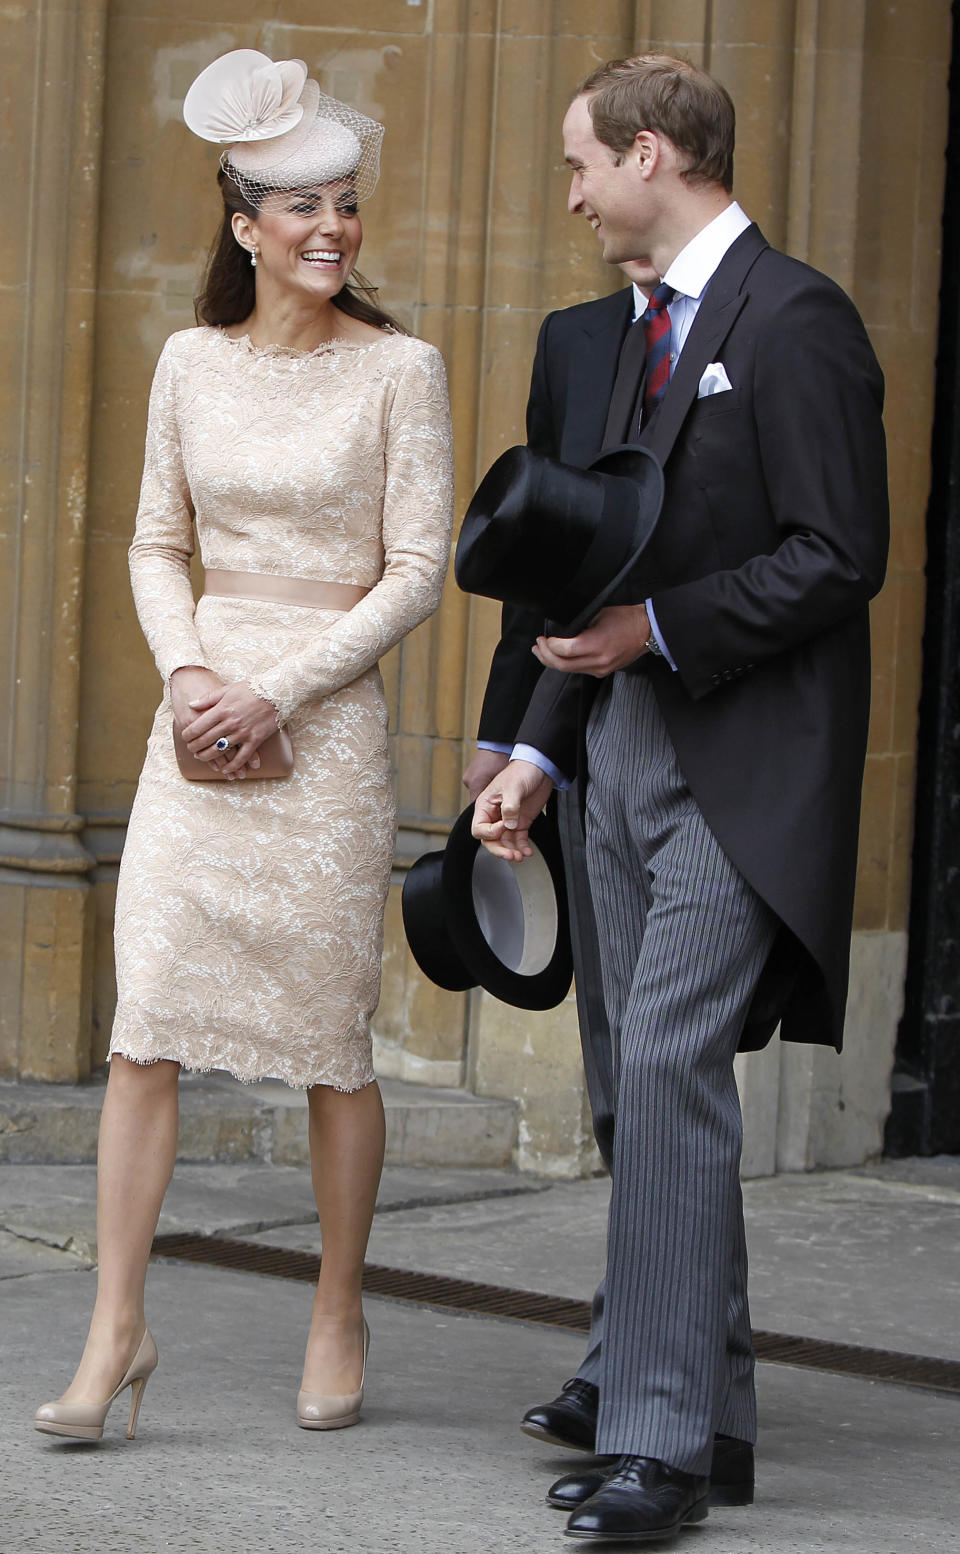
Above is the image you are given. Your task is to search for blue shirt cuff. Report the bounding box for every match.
[476,740,513,754]
[511,743,571,790]
[645,598,678,671]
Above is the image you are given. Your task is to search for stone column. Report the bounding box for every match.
[377,3,635,1168]
[699,0,948,1171]
[0,0,108,1079]
[774,0,950,1168]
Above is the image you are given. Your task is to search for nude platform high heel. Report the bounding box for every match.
[297,1319,369,1431]
[34,1329,159,1442]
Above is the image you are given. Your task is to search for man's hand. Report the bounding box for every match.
[177,677,279,779]
[471,760,554,861]
[533,603,651,677]
[463,747,511,801]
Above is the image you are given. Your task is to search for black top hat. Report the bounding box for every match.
[401,802,573,1011]
[454,443,664,636]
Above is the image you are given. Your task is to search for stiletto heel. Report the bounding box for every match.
[297,1318,369,1431]
[126,1374,149,1440]
[34,1328,158,1442]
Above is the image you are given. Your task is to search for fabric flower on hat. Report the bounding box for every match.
[183,48,385,204]
[183,49,308,144]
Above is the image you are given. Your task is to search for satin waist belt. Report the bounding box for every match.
[203,569,371,611]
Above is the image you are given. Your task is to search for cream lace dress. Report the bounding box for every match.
[109,326,453,1090]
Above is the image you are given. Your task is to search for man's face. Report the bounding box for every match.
[563,94,648,265]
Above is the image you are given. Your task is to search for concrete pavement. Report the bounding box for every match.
[2,1156,959,1553]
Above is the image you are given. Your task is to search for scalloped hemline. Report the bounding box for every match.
[107,1046,376,1094]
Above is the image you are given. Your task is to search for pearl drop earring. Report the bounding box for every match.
[250,247,258,268]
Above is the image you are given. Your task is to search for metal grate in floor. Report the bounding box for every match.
[152,1232,960,1397]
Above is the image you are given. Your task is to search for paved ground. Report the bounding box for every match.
[2,1155,959,1553]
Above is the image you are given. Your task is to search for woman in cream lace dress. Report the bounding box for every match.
[35,53,452,1442]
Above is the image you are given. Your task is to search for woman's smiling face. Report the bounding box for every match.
[232,180,363,300]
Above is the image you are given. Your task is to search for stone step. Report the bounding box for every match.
[0,1073,518,1170]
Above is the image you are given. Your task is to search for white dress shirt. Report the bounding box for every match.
[644,199,753,355]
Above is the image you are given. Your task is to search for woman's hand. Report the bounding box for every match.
[175,674,279,780]
[170,667,235,770]
[171,667,249,775]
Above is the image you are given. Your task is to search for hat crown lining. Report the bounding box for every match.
[471,845,557,977]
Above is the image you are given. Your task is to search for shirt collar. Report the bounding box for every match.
[662,201,752,302]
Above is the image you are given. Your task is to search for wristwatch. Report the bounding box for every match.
[644,632,663,658]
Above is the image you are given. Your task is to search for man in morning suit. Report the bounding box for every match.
[470,55,889,1545]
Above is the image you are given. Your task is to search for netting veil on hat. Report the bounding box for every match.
[183,49,383,205]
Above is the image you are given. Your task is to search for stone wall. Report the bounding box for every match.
[1,1,951,1175]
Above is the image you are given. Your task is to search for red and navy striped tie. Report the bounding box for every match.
[642,282,676,423]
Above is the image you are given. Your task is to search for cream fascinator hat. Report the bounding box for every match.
[183,49,383,205]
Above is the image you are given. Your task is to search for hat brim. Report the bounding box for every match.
[401,802,573,1011]
[401,848,477,992]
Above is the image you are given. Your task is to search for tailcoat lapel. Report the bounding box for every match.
[641,223,769,468]
[559,287,635,467]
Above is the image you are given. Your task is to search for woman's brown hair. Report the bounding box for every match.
[194,168,407,333]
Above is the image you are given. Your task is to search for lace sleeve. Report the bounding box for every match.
[128,337,209,682]
[249,343,454,724]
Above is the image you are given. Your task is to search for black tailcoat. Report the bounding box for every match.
[478,226,889,1051]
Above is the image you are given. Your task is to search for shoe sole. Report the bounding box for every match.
[549,1483,753,1512]
[297,1413,361,1430]
[521,1421,596,1451]
[563,1493,710,1542]
[34,1422,103,1441]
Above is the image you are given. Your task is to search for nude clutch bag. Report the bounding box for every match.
[172,722,294,781]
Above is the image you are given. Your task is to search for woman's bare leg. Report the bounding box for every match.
[301,1079,385,1394]
[58,1055,180,1403]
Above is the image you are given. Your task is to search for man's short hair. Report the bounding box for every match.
[577,55,735,193]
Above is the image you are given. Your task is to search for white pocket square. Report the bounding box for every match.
[697,362,733,397]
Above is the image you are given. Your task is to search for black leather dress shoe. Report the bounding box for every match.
[548,1434,754,1509]
[521,1378,599,1451]
[564,1455,709,1543]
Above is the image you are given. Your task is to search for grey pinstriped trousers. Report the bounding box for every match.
[568,669,777,1477]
